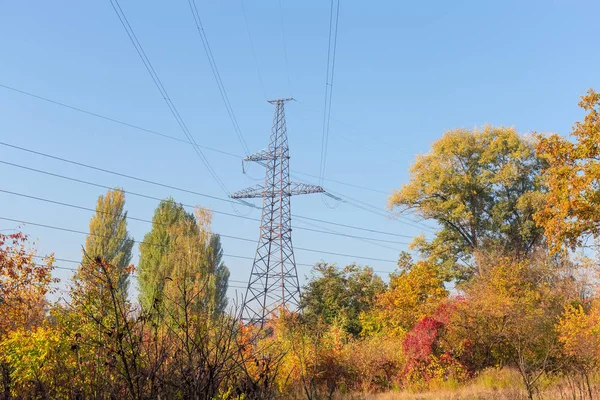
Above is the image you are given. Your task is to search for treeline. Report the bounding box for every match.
[1,89,600,399]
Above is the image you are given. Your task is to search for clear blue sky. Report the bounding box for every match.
[1,1,599,299]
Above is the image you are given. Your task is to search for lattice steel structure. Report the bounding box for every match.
[232,98,324,326]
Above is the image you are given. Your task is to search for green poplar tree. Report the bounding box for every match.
[209,234,229,315]
[137,199,229,314]
[82,189,134,295]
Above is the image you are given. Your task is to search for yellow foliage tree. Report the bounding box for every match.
[536,89,600,251]
[360,256,448,338]
[446,251,578,400]
[0,232,56,398]
[556,301,600,398]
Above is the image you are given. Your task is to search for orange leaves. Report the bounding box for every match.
[535,89,600,252]
[0,232,57,338]
[556,301,600,368]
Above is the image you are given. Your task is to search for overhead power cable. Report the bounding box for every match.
[187,0,250,155]
[108,0,231,196]
[0,84,240,159]
[0,187,405,253]
[239,0,267,101]
[0,84,393,195]
[319,0,341,186]
[25,255,250,285]
[277,0,292,95]
[35,253,397,284]
[0,144,418,239]
[0,216,398,264]
[0,83,435,232]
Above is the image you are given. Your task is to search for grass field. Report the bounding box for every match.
[359,368,599,400]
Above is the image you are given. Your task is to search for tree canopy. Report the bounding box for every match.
[536,89,600,251]
[81,189,133,294]
[137,199,229,315]
[300,263,385,336]
[390,126,545,281]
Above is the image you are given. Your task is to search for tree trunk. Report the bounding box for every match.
[1,363,11,400]
[584,371,593,400]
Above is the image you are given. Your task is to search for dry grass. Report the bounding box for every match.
[360,368,600,400]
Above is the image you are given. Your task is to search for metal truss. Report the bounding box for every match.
[232,98,324,326]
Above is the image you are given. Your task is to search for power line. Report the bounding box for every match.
[277,0,292,96]
[108,0,231,196]
[0,84,395,196]
[0,188,411,249]
[187,0,250,155]
[0,84,240,159]
[0,142,241,206]
[0,216,398,264]
[239,0,267,101]
[36,255,396,281]
[323,186,437,232]
[27,254,249,284]
[1,82,432,227]
[0,159,411,241]
[0,144,418,238]
[1,138,405,250]
[4,135,432,234]
[319,0,341,186]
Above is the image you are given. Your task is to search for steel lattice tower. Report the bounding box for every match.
[232,98,324,325]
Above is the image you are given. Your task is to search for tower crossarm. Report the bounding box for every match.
[230,185,265,199]
[244,149,275,162]
[231,183,325,199]
[289,182,325,196]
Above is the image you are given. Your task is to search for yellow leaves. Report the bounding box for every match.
[361,260,448,337]
[556,301,600,371]
[535,89,600,252]
[0,325,74,396]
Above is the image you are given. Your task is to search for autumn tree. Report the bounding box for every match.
[556,300,600,399]
[536,89,600,251]
[81,189,134,295]
[360,254,448,338]
[390,126,545,281]
[300,263,385,336]
[208,233,229,316]
[445,251,581,400]
[67,257,150,399]
[0,233,56,399]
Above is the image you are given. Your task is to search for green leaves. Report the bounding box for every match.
[82,189,133,295]
[391,126,545,281]
[300,263,385,337]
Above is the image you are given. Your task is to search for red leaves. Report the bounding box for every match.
[0,232,57,337]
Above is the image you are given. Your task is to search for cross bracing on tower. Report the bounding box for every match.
[231,98,324,326]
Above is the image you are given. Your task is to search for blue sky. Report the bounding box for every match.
[1,1,599,299]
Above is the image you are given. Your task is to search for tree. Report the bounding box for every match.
[0,232,56,399]
[360,254,448,338]
[444,251,580,400]
[390,126,545,281]
[82,189,133,295]
[209,234,229,316]
[536,89,600,252]
[137,198,195,310]
[68,257,148,399]
[556,301,600,399]
[300,263,385,336]
[137,199,229,315]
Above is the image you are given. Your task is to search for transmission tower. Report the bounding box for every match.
[232,98,324,326]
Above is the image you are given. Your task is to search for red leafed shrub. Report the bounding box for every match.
[401,301,469,388]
